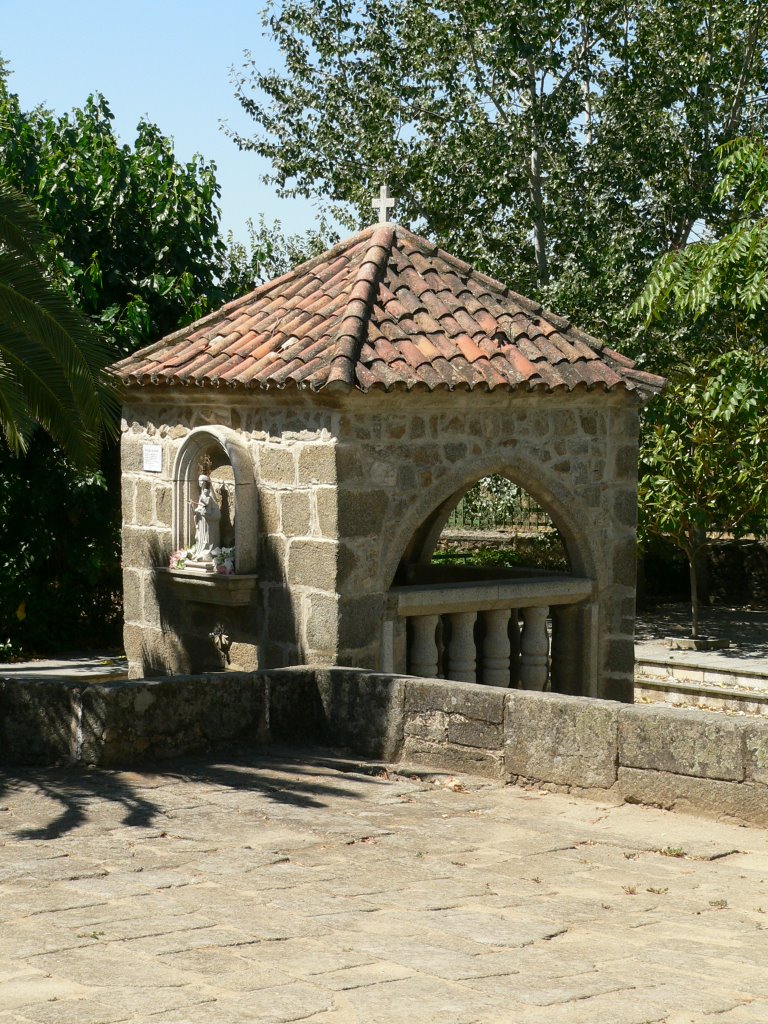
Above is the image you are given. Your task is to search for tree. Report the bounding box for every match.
[0,70,227,355]
[0,68,233,655]
[0,183,117,466]
[634,134,768,633]
[231,0,768,349]
[221,214,337,298]
[635,135,768,343]
[0,63,333,655]
[639,349,768,636]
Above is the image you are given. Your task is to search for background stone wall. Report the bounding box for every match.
[121,387,640,701]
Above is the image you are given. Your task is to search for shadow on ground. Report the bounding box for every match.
[0,747,376,842]
[636,603,768,660]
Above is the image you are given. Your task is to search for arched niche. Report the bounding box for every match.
[172,426,258,573]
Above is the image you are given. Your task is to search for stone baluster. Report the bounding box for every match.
[509,610,521,687]
[482,608,511,686]
[520,606,549,691]
[446,611,477,683]
[409,614,439,678]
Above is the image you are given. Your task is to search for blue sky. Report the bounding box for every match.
[0,0,319,240]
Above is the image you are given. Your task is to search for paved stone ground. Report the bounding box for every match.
[0,654,128,683]
[636,606,768,672]
[1,748,767,1024]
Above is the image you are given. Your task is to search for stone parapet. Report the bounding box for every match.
[2,669,767,827]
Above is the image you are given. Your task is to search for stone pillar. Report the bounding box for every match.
[482,608,511,686]
[520,606,549,691]
[550,604,582,695]
[446,611,477,683]
[410,614,439,678]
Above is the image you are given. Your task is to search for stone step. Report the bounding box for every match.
[636,653,768,691]
[635,664,768,717]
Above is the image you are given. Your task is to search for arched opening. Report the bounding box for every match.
[395,474,574,586]
[436,475,568,572]
[387,472,596,695]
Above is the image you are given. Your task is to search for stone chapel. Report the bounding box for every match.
[112,222,663,702]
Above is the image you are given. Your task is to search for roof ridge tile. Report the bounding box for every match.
[325,224,395,387]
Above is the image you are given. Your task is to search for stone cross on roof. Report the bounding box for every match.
[372,184,396,224]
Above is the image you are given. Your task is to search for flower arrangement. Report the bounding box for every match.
[169,548,192,569]
[168,546,235,573]
[211,546,235,575]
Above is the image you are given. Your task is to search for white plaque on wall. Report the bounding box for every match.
[142,444,163,473]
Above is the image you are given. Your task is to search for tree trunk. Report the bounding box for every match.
[525,59,549,288]
[685,530,708,639]
[687,547,699,639]
[581,17,593,147]
[688,524,712,634]
[692,524,709,607]
[529,145,549,287]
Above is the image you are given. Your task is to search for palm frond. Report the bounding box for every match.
[0,351,34,454]
[0,252,117,416]
[0,185,48,263]
[0,325,99,465]
[0,184,118,466]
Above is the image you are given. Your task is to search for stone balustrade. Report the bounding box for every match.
[386,576,595,691]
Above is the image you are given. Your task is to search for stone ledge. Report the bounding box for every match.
[401,736,503,779]
[618,703,744,781]
[389,576,594,616]
[635,677,768,717]
[616,767,768,827]
[155,567,259,606]
[636,653,768,681]
[317,668,405,762]
[404,677,506,722]
[504,689,619,790]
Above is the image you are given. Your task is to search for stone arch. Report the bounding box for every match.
[385,450,598,591]
[172,426,258,572]
[379,448,602,696]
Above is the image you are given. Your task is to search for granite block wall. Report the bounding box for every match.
[120,386,641,701]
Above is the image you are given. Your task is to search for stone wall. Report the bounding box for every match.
[120,390,343,676]
[3,669,766,827]
[0,671,319,766]
[121,386,640,701]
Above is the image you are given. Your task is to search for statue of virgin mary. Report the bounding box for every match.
[189,474,221,563]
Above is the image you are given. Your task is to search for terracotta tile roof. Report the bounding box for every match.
[112,225,665,400]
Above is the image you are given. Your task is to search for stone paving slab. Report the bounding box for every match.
[1,747,767,1023]
[636,607,768,673]
[0,654,127,683]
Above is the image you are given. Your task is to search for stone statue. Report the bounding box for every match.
[188,474,221,564]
